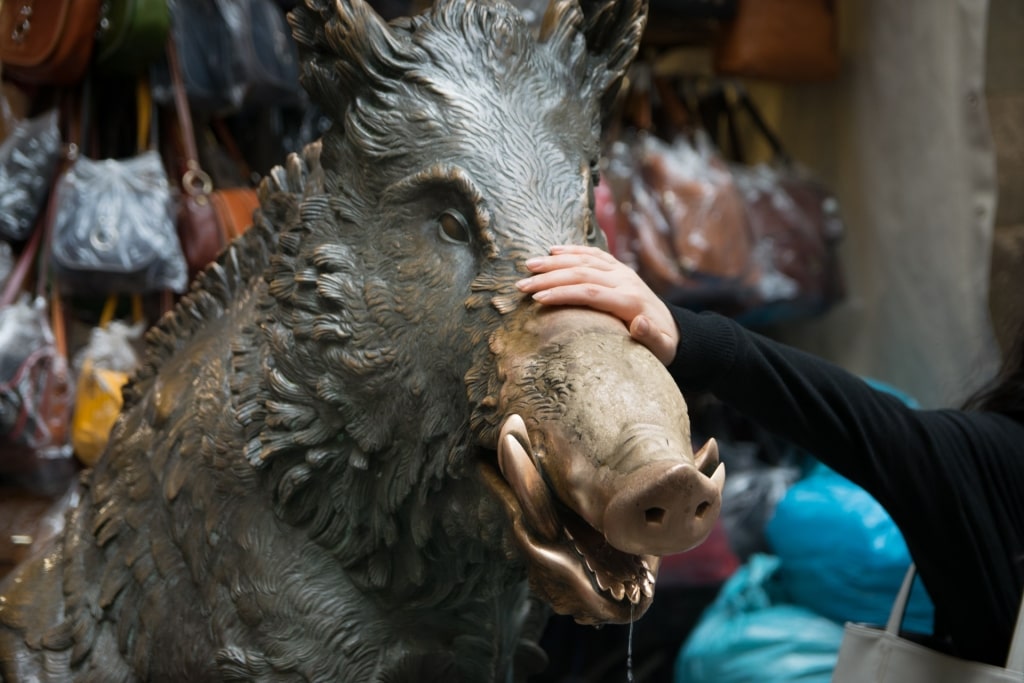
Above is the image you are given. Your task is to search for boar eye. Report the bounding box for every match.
[438,209,471,244]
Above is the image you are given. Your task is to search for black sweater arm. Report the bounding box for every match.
[665,306,1024,666]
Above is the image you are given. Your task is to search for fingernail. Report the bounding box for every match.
[515,278,529,290]
[525,257,541,268]
[532,290,550,300]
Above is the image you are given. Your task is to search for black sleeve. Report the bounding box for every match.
[666,306,1024,667]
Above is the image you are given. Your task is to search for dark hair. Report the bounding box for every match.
[961,320,1024,422]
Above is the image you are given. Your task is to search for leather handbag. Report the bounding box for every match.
[95,0,171,73]
[0,0,103,86]
[214,0,302,109]
[149,0,236,113]
[832,564,1024,682]
[166,36,259,280]
[714,0,840,83]
[211,188,261,242]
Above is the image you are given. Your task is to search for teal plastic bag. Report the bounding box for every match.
[675,554,845,683]
[764,378,932,631]
[765,462,934,632]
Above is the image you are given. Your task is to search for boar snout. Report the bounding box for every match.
[486,305,726,623]
[603,438,724,556]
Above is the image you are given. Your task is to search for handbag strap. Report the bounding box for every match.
[137,77,153,154]
[0,217,44,307]
[166,33,212,197]
[99,294,145,329]
[889,564,1024,671]
[0,63,16,131]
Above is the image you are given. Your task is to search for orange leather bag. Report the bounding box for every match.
[210,189,260,242]
[0,0,103,86]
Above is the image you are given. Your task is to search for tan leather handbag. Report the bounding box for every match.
[714,0,840,83]
[0,0,103,85]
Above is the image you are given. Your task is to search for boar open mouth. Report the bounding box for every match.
[480,414,661,625]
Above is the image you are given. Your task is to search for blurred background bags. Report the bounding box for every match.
[601,76,845,325]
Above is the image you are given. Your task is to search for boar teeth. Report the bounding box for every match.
[625,582,641,605]
[498,415,560,542]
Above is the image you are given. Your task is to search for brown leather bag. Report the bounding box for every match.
[714,0,840,83]
[166,37,259,281]
[0,0,103,86]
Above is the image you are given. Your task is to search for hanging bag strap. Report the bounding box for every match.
[889,565,1024,671]
[0,219,44,307]
[166,33,212,198]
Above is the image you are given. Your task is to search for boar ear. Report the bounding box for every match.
[288,0,416,115]
[539,0,647,108]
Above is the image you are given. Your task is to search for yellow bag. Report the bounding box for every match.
[70,295,142,466]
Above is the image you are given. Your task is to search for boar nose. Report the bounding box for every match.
[602,439,724,556]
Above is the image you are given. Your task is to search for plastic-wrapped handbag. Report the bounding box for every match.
[0,100,63,242]
[49,79,187,295]
[699,81,846,326]
[70,294,144,466]
[602,74,758,312]
[0,215,75,481]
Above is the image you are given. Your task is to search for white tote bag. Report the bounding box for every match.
[832,564,1024,682]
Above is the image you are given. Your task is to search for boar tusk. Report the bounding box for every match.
[498,415,561,542]
[693,437,720,479]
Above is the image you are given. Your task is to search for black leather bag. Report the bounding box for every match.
[150,0,237,113]
[215,0,302,110]
[151,0,300,114]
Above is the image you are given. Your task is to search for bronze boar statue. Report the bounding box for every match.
[0,0,725,680]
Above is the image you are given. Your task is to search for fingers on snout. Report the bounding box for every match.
[526,251,615,277]
[517,266,613,294]
[549,244,615,261]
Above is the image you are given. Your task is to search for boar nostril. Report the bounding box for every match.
[695,501,710,519]
[645,507,665,525]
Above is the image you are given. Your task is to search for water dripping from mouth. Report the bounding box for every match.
[626,602,635,683]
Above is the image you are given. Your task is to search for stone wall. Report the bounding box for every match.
[986,0,1024,355]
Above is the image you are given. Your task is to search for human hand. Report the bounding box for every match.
[516,245,680,365]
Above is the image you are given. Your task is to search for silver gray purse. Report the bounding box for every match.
[0,108,63,242]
